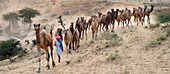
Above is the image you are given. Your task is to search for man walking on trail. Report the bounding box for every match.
[55,35,63,63]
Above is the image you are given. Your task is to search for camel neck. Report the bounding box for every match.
[35,30,40,44]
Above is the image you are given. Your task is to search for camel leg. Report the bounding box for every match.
[111,20,115,32]
[78,40,80,48]
[95,29,98,40]
[79,31,81,40]
[99,23,102,33]
[147,15,150,24]
[75,40,77,50]
[45,49,50,69]
[92,31,94,40]
[142,17,144,25]
[37,49,41,73]
[73,41,75,50]
[50,45,55,67]
[126,20,129,28]
[85,29,87,40]
[88,24,91,31]
[117,21,120,27]
[81,30,84,40]
[66,44,70,53]
[130,20,133,28]
[105,25,109,31]
[137,18,139,25]
[69,43,71,53]
[122,21,124,29]
[102,24,105,31]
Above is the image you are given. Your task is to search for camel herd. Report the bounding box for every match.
[33,5,154,73]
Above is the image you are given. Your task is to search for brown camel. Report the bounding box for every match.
[64,25,73,53]
[91,15,99,40]
[122,8,133,28]
[88,12,102,31]
[34,24,55,73]
[143,5,154,24]
[132,6,146,25]
[73,28,80,51]
[111,9,118,32]
[75,17,88,40]
[116,9,124,28]
[70,22,80,51]
[99,11,112,31]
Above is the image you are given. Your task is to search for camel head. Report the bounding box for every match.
[144,5,147,12]
[132,8,136,15]
[138,7,142,9]
[34,24,40,31]
[55,28,62,36]
[107,11,111,15]
[150,5,154,12]
[116,9,119,12]
[144,5,147,9]
[71,22,74,25]
[125,8,128,11]
[115,9,119,19]
[70,22,74,29]
[81,17,84,22]
[118,9,124,13]
[98,12,103,18]
[111,9,114,13]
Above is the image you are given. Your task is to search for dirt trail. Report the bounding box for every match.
[0,0,170,74]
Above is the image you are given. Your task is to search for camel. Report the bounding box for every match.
[116,8,133,28]
[55,28,63,41]
[67,22,80,51]
[116,9,124,28]
[132,6,146,25]
[132,8,139,25]
[99,11,112,31]
[88,12,102,31]
[122,8,133,28]
[91,15,99,40]
[143,5,154,24]
[111,8,118,32]
[33,24,55,73]
[75,17,88,40]
[64,27,73,53]
[73,28,80,51]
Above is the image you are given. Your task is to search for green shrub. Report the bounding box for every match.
[66,61,70,65]
[0,39,24,61]
[161,25,170,37]
[107,52,119,62]
[32,39,36,46]
[157,13,170,23]
[165,27,170,37]
[147,40,161,48]
[157,34,167,41]
[149,23,160,29]
[101,32,122,47]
